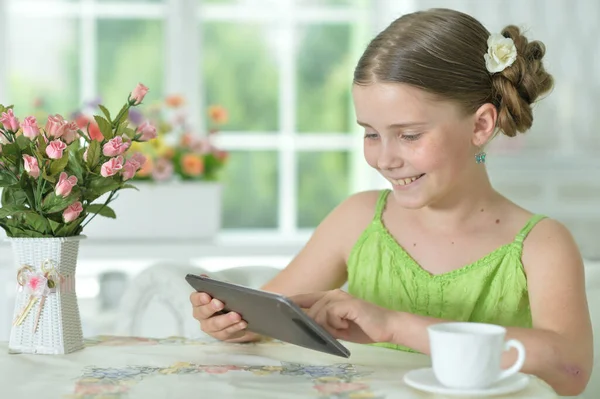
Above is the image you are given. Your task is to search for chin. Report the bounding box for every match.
[389,190,430,210]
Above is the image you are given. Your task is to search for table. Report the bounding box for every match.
[0,335,557,398]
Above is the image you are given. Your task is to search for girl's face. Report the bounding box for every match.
[352,82,493,209]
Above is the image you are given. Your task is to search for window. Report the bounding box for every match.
[1,0,372,240]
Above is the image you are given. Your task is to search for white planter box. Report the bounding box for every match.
[82,181,222,241]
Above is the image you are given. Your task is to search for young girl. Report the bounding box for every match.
[190,8,592,396]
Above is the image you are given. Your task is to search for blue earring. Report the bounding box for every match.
[475,151,486,164]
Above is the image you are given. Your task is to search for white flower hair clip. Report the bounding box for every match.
[484,33,517,73]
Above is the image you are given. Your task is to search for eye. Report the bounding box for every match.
[401,133,422,142]
[364,132,379,140]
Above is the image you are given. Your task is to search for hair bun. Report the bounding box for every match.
[492,25,554,137]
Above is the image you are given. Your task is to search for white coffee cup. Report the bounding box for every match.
[427,322,526,389]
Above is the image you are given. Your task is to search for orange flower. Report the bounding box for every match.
[165,94,185,108]
[181,154,204,176]
[207,105,228,124]
[136,157,154,177]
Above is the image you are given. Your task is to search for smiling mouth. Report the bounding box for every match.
[390,174,425,186]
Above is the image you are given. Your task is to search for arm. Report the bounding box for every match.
[260,191,380,296]
[388,219,593,396]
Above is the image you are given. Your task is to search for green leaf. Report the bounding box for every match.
[3,225,48,238]
[41,189,79,214]
[98,104,112,123]
[2,186,27,207]
[88,177,120,199]
[37,134,48,155]
[116,122,127,136]
[22,212,50,234]
[116,104,129,125]
[54,215,85,237]
[0,206,25,218]
[48,218,61,234]
[121,184,139,191]
[19,176,36,209]
[16,135,30,150]
[41,170,57,184]
[94,115,113,140]
[122,127,136,140]
[0,171,18,187]
[49,150,70,176]
[86,204,116,219]
[68,148,85,182]
[1,142,19,158]
[86,140,101,168]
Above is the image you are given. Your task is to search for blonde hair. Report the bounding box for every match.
[354,8,554,137]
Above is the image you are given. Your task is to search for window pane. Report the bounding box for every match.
[297,151,349,228]
[7,18,80,117]
[297,24,353,134]
[222,151,278,228]
[97,20,164,111]
[202,23,279,132]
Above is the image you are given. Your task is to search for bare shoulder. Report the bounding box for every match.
[335,190,382,221]
[521,217,583,275]
[333,190,384,254]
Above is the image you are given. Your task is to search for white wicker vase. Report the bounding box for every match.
[7,236,85,355]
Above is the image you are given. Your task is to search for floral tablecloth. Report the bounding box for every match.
[0,335,556,399]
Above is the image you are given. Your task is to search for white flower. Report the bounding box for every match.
[484,33,517,73]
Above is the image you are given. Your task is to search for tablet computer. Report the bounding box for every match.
[185,273,350,358]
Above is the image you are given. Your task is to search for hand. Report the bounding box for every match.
[190,291,260,343]
[291,289,397,344]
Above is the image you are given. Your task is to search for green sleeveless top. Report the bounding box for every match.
[347,189,544,352]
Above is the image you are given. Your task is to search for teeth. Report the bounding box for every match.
[392,175,421,186]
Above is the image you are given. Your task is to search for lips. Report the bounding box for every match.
[389,173,425,186]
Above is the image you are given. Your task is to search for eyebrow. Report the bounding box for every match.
[356,121,427,129]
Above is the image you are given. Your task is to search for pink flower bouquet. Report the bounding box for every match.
[0,83,156,237]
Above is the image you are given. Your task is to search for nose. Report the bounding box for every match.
[377,140,404,171]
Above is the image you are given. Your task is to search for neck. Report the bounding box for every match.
[411,166,502,231]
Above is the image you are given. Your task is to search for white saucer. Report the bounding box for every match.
[403,368,530,397]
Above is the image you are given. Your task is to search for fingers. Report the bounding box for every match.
[190,292,211,307]
[192,297,225,320]
[327,309,350,330]
[207,317,248,341]
[203,311,242,333]
[289,292,327,309]
[190,291,249,340]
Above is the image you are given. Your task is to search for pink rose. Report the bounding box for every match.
[22,155,40,178]
[61,122,79,144]
[136,121,157,141]
[0,109,20,132]
[100,156,124,177]
[130,152,146,170]
[55,172,78,197]
[63,201,83,223]
[121,160,138,181]
[21,116,40,139]
[46,140,67,159]
[45,114,67,138]
[130,83,149,105]
[102,136,130,157]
